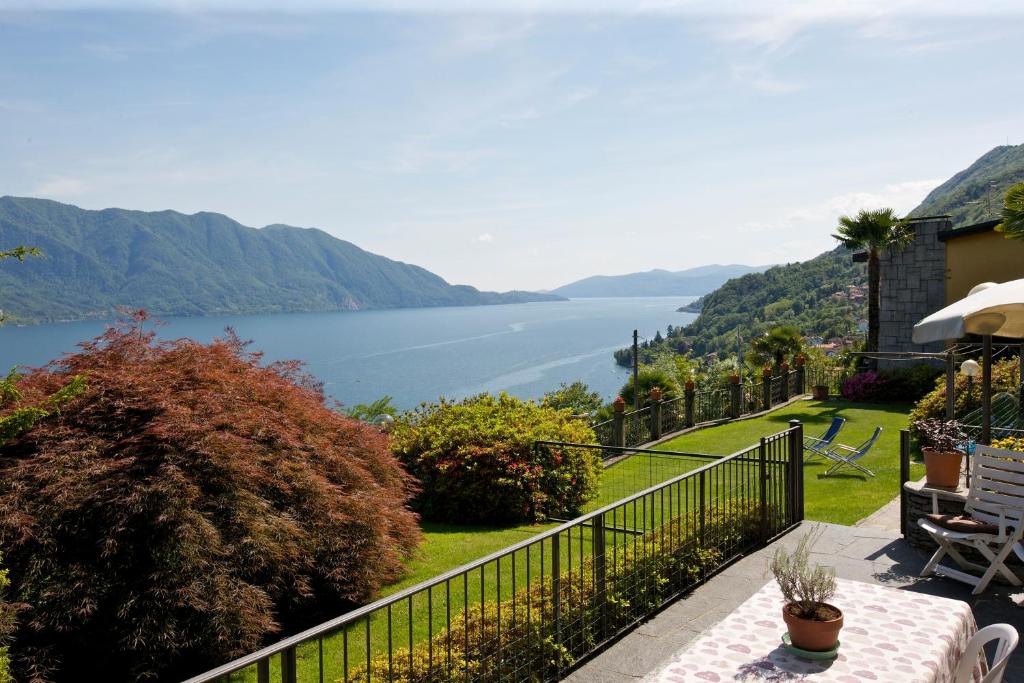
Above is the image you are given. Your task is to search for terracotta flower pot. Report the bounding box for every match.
[782,602,843,652]
[812,385,829,401]
[923,448,964,488]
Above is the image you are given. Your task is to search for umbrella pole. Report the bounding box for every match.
[982,335,992,447]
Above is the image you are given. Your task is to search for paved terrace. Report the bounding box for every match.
[566,519,1024,682]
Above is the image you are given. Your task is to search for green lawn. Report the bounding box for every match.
[656,398,922,525]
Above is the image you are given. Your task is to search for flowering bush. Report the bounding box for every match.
[391,393,601,524]
[840,371,886,401]
[841,365,944,403]
[910,358,1021,425]
[0,319,421,681]
[991,436,1024,453]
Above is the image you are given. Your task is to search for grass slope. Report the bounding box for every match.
[656,399,921,525]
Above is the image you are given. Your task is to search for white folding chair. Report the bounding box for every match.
[918,445,1024,595]
[954,623,1019,683]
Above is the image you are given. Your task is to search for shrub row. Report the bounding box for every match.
[346,500,764,682]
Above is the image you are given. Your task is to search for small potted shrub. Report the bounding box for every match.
[768,527,842,653]
[914,418,967,488]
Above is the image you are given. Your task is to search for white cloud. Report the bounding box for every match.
[33,177,89,198]
[473,232,494,243]
[730,63,803,94]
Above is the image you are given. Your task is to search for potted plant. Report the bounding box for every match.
[914,418,967,488]
[768,527,842,653]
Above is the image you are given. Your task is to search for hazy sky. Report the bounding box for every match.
[2,1,1022,291]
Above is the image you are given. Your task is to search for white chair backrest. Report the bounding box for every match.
[954,623,1019,683]
[965,445,1024,532]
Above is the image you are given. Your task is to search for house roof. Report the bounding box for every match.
[937,218,1002,242]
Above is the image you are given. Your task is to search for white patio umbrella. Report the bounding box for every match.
[912,278,1024,444]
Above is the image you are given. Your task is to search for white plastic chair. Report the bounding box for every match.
[954,623,1019,683]
[918,444,1024,594]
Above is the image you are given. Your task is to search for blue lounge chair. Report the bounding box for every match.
[822,426,882,477]
[803,417,846,461]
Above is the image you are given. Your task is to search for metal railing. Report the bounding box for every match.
[184,424,805,683]
[742,380,765,414]
[805,366,847,397]
[694,388,730,424]
[625,406,652,447]
[659,396,685,436]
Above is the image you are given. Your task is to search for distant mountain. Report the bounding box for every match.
[911,143,1024,226]
[0,196,563,323]
[550,264,769,298]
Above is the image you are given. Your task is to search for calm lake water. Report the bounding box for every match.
[0,297,697,410]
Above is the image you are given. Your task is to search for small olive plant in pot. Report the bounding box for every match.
[914,418,968,488]
[768,526,843,653]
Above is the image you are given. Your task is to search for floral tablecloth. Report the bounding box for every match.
[646,578,983,682]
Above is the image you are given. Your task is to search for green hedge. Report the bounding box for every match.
[391,393,601,524]
[346,500,764,682]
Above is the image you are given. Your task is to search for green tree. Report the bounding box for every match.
[832,209,912,359]
[619,367,680,408]
[995,182,1024,240]
[344,395,397,422]
[541,381,603,415]
[746,325,803,372]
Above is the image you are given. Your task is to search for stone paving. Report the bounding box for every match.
[564,521,1024,682]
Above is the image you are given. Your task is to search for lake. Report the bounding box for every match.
[0,297,697,410]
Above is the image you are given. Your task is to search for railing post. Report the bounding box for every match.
[699,469,706,549]
[551,531,561,650]
[281,647,297,683]
[795,355,806,395]
[593,512,607,639]
[684,381,695,428]
[788,419,803,525]
[612,396,626,449]
[649,387,663,441]
[780,362,790,403]
[257,660,270,683]
[759,436,769,542]
[762,369,772,409]
[729,374,741,418]
[900,430,910,537]
[945,350,956,421]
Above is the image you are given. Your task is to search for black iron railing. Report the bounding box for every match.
[694,388,730,424]
[659,396,685,435]
[183,425,805,683]
[805,366,847,396]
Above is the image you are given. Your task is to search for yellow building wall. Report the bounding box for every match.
[945,230,1024,304]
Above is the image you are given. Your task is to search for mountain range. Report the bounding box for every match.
[0,197,564,323]
[548,264,769,298]
[679,143,1024,359]
[911,143,1024,226]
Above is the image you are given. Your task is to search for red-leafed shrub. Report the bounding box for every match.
[390,393,601,524]
[0,317,421,682]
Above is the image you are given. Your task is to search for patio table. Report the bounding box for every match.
[645,578,984,682]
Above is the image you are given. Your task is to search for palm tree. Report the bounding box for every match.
[832,209,912,359]
[995,182,1024,240]
[747,325,803,373]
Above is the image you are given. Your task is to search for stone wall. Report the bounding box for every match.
[877,217,951,368]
